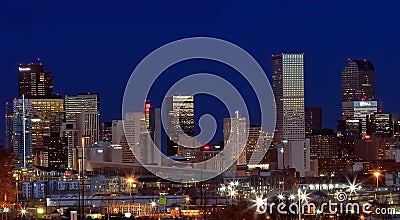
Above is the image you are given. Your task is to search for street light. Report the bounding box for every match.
[80,135,90,220]
[374,172,380,189]
[127,178,135,196]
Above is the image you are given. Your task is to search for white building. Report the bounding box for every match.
[223,115,247,175]
[272,53,310,176]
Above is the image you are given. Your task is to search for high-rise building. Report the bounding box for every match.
[61,122,78,168]
[272,53,310,176]
[124,112,145,163]
[10,98,34,169]
[305,107,322,135]
[65,93,99,122]
[342,100,380,134]
[244,125,261,165]
[337,119,362,158]
[148,102,162,151]
[165,95,195,156]
[76,111,100,146]
[308,129,338,159]
[341,59,375,102]
[366,113,393,137]
[224,115,247,174]
[29,98,65,167]
[45,136,68,169]
[18,62,53,98]
[124,112,161,165]
[111,120,124,144]
[394,120,400,137]
[5,102,13,150]
[100,121,112,142]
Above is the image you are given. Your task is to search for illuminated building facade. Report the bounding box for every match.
[30,98,65,167]
[366,113,393,137]
[18,62,53,98]
[65,93,99,122]
[341,59,375,102]
[342,100,380,134]
[272,53,310,176]
[76,110,100,146]
[165,95,195,156]
[305,107,322,135]
[308,129,338,159]
[10,98,34,168]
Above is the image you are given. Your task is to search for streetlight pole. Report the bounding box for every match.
[81,135,90,220]
[298,188,301,220]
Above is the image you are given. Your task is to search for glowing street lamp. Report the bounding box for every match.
[374,172,380,189]
[127,177,135,196]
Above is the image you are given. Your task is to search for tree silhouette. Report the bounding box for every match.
[0,149,17,209]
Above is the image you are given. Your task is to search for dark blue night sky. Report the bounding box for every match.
[1,1,400,144]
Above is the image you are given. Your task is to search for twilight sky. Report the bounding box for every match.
[1,1,400,145]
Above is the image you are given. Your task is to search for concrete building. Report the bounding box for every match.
[272,53,310,176]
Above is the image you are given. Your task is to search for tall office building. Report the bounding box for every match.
[61,122,78,168]
[18,62,53,98]
[100,121,112,142]
[244,125,262,165]
[341,59,378,136]
[29,98,65,166]
[366,113,393,137]
[305,107,322,135]
[124,112,161,165]
[337,119,362,158]
[76,111,100,146]
[124,112,145,163]
[65,93,99,122]
[342,100,380,134]
[341,59,375,102]
[5,102,13,150]
[10,98,34,169]
[224,115,247,173]
[112,120,124,144]
[165,95,195,156]
[308,129,338,159]
[272,53,310,176]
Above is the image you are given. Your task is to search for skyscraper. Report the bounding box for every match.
[224,115,247,173]
[272,53,310,176]
[165,95,195,156]
[18,62,53,98]
[10,98,34,169]
[341,59,375,102]
[305,107,322,135]
[76,111,100,146]
[30,97,65,167]
[65,93,99,122]
[366,113,393,137]
[342,100,379,134]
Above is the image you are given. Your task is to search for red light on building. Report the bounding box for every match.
[204,145,210,150]
[365,135,371,139]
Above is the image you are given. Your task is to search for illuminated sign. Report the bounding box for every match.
[354,101,377,108]
[18,67,31,71]
[359,102,372,107]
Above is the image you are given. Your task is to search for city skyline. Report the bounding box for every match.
[1,1,400,142]
[3,2,400,219]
